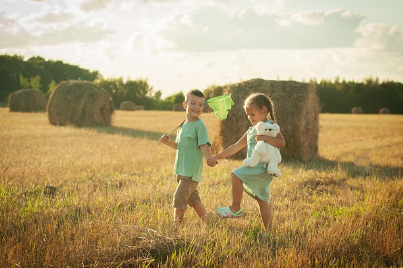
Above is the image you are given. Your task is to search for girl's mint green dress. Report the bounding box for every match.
[232,120,274,202]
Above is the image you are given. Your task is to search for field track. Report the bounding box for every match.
[1,108,402,267]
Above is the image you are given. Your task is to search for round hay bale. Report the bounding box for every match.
[351,107,363,114]
[203,104,213,113]
[379,107,390,114]
[47,81,114,126]
[120,101,136,111]
[172,103,185,111]
[212,78,320,162]
[136,105,145,110]
[8,89,47,112]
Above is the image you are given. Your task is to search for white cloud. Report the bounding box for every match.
[356,23,403,54]
[0,10,32,47]
[32,24,114,45]
[0,8,114,48]
[289,11,323,25]
[79,0,114,12]
[120,1,138,11]
[29,11,75,24]
[137,6,364,52]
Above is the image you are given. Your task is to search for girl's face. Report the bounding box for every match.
[245,104,268,126]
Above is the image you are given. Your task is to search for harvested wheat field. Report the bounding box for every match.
[0,108,402,267]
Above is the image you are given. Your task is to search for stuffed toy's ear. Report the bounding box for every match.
[273,123,280,134]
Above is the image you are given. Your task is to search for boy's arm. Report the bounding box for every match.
[200,143,213,160]
[256,132,286,148]
[160,134,177,149]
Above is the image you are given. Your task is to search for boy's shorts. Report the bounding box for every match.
[173,175,201,211]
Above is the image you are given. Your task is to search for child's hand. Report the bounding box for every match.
[206,158,213,167]
[208,156,219,167]
[159,134,170,145]
[255,135,266,142]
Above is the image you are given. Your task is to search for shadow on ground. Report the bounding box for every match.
[84,125,174,141]
[284,157,402,179]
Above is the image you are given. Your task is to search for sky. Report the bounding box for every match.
[1,0,403,97]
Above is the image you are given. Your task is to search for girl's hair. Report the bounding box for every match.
[244,93,275,120]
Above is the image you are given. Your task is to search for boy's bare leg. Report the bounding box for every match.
[256,198,273,230]
[174,208,185,223]
[193,202,207,222]
[230,173,243,213]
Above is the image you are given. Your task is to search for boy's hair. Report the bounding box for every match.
[185,89,205,102]
[244,92,275,120]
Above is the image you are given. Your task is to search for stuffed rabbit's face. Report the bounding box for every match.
[256,122,279,138]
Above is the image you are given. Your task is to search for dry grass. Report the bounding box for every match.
[0,108,402,267]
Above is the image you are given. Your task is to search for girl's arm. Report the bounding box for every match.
[216,132,248,160]
[256,132,286,148]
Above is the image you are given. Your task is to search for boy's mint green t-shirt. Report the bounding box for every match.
[174,119,210,182]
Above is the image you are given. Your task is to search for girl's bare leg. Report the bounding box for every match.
[230,173,243,213]
[256,198,273,230]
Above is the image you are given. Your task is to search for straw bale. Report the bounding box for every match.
[172,103,185,111]
[8,89,47,112]
[212,78,320,162]
[203,105,213,113]
[47,81,114,126]
[352,107,363,114]
[379,107,390,114]
[120,101,136,111]
[136,105,145,110]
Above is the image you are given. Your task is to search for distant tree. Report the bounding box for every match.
[19,74,30,89]
[165,92,185,104]
[0,55,23,102]
[47,80,58,98]
[30,75,42,91]
[154,90,162,100]
[203,84,225,99]
[96,77,155,109]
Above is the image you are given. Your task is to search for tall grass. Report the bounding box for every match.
[0,108,402,267]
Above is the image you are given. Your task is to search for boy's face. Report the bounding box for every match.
[183,94,205,120]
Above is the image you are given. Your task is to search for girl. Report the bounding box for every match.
[210,93,286,230]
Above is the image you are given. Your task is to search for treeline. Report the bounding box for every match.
[1,54,403,113]
[0,54,185,110]
[204,79,403,114]
[0,55,99,102]
[315,78,403,114]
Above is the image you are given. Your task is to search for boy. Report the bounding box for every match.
[159,89,214,223]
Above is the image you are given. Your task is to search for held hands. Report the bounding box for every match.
[207,155,219,167]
